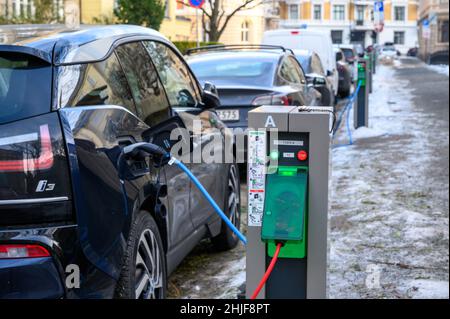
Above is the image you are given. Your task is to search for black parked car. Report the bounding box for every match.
[0,25,240,299]
[293,49,335,106]
[185,45,322,133]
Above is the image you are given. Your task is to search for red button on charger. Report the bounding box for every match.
[297,150,308,161]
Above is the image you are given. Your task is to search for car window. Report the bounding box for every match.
[279,56,303,84]
[311,54,325,75]
[188,56,277,87]
[143,41,200,108]
[341,48,354,59]
[295,55,312,74]
[115,42,171,126]
[61,53,136,113]
[0,52,52,124]
[291,57,307,83]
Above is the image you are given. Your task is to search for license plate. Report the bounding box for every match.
[216,109,239,121]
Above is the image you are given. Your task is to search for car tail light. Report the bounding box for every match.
[291,31,300,35]
[252,94,291,106]
[0,112,73,227]
[0,124,54,172]
[0,244,50,259]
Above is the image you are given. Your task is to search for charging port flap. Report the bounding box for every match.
[262,166,308,240]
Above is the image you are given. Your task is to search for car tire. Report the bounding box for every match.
[340,86,351,98]
[115,211,166,299]
[211,164,241,251]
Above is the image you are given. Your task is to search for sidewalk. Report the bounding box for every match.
[329,58,449,298]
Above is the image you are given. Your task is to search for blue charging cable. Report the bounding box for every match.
[169,157,247,245]
[120,142,247,245]
[332,81,362,148]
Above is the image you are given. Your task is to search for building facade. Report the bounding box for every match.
[418,0,449,63]
[161,0,280,45]
[278,0,419,53]
[0,0,114,24]
[0,0,65,21]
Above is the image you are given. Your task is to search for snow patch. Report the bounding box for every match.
[427,64,449,77]
[352,127,387,139]
[404,280,449,299]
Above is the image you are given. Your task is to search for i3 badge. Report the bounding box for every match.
[36,180,55,192]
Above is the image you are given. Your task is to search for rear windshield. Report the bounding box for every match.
[188,56,277,87]
[341,48,355,59]
[0,52,52,124]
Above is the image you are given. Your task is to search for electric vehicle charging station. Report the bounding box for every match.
[246,105,332,299]
[354,58,369,129]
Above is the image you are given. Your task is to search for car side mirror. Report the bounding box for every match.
[201,82,221,109]
[306,74,327,87]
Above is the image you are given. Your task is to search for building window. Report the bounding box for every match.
[289,4,299,20]
[394,6,405,21]
[333,5,345,21]
[313,4,321,20]
[355,5,364,25]
[164,0,169,18]
[394,31,405,45]
[11,0,16,16]
[440,20,449,43]
[241,21,249,42]
[331,30,343,44]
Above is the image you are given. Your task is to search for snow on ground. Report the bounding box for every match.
[168,58,448,299]
[330,60,449,298]
[427,64,449,77]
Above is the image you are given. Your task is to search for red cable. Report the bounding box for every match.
[250,242,283,300]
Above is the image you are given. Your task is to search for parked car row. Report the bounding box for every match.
[0,24,373,299]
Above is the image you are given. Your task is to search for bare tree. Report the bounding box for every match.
[177,0,262,42]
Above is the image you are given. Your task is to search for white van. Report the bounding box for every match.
[262,29,338,96]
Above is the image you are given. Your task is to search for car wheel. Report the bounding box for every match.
[211,164,241,251]
[115,211,166,299]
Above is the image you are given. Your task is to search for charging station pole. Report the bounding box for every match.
[246,106,331,299]
[354,59,369,129]
[371,50,376,74]
[366,54,373,93]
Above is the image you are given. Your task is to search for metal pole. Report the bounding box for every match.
[196,8,200,47]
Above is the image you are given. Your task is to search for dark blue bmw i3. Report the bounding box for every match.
[0,25,241,299]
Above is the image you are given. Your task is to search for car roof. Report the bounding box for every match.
[264,29,325,37]
[0,24,169,65]
[292,49,312,57]
[338,44,355,50]
[185,50,285,63]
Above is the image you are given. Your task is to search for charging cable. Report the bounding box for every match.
[122,142,290,299]
[121,142,247,245]
[250,242,283,299]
